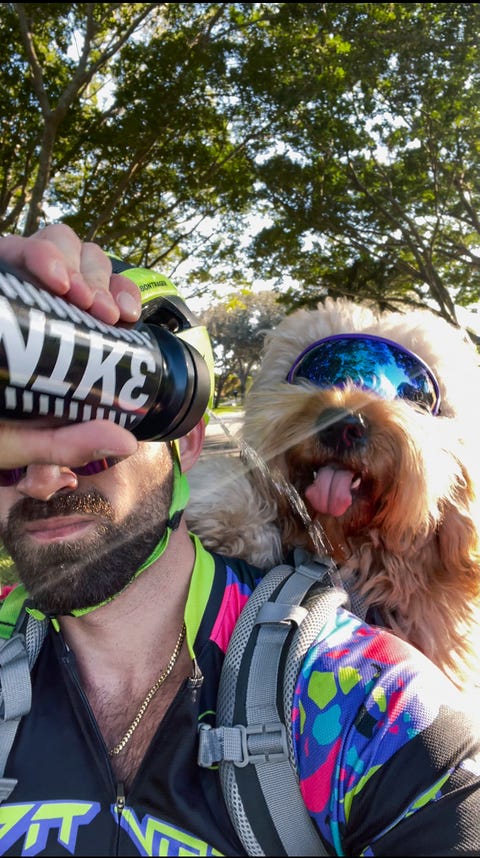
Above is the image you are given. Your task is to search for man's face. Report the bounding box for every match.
[0,442,174,615]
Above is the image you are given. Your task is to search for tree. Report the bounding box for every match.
[199,291,285,405]
[0,3,154,233]
[238,3,480,325]
[0,2,259,272]
[1,3,480,323]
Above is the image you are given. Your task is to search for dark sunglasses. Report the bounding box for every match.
[0,457,119,488]
[286,333,441,415]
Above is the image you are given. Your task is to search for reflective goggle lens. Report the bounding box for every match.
[0,457,119,488]
[286,333,441,415]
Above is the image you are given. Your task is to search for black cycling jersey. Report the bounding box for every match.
[1,539,479,856]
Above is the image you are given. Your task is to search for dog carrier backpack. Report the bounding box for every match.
[197,548,360,857]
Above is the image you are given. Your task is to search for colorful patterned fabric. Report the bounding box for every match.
[293,608,480,855]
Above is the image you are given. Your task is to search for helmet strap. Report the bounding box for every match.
[44,444,190,620]
[134,443,190,572]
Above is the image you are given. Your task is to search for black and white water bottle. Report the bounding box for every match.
[0,260,211,441]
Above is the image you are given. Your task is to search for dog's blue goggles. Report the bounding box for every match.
[286,333,441,415]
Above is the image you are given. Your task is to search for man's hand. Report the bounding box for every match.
[0,224,141,325]
[0,421,139,470]
[0,224,142,468]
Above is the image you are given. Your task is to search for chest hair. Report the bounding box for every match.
[86,651,192,792]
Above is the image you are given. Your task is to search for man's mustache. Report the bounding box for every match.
[6,490,114,528]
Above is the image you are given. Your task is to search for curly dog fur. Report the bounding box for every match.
[186,297,480,688]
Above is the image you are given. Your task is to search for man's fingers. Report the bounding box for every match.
[0,421,138,469]
[77,240,121,324]
[33,223,83,267]
[0,234,73,296]
[0,226,142,325]
[36,225,116,315]
[78,241,113,293]
[35,227,141,322]
[0,226,95,310]
[108,273,143,323]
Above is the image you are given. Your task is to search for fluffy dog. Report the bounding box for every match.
[186,297,480,689]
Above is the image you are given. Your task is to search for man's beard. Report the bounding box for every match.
[0,479,173,615]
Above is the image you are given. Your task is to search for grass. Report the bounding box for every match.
[0,543,17,588]
[209,403,244,416]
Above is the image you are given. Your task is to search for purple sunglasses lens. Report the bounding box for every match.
[0,468,26,487]
[0,458,118,487]
[287,333,441,415]
[72,458,117,476]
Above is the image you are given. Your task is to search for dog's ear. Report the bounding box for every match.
[371,456,480,689]
[411,485,480,688]
[436,465,480,602]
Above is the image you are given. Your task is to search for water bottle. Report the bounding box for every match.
[0,259,211,441]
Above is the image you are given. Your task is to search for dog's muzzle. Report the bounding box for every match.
[317,408,368,454]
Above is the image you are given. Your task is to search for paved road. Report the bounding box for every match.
[202,410,244,457]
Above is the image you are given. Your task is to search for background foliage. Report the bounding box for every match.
[200,291,286,404]
[1,2,480,327]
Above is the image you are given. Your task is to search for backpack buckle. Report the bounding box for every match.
[236,722,288,768]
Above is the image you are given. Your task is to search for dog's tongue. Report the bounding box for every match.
[304,466,356,517]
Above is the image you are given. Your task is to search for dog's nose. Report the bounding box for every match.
[317,408,368,452]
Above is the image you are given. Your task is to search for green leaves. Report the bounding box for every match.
[1,3,480,325]
[200,290,286,403]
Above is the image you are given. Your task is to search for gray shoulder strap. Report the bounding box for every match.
[0,614,48,802]
[198,550,349,856]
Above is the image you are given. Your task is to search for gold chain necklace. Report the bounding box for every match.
[108,621,186,757]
